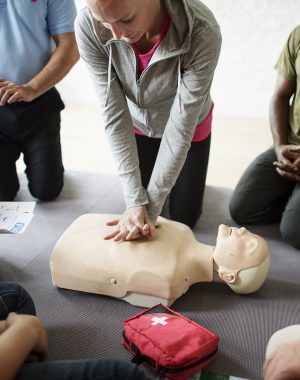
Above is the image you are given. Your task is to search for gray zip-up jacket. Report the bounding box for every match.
[75,0,222,222]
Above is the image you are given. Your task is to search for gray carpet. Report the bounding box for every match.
[1,171,299,380]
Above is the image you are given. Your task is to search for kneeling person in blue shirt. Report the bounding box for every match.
[0,0,79,201]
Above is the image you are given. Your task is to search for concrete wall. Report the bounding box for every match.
[58,0,300,119]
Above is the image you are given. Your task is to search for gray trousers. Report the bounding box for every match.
[229,148,300,249]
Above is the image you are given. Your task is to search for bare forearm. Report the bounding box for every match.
[26,32,79,98]
[0,324,38,380]
[269,94,290,150]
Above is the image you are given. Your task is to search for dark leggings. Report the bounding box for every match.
[0,88,64,201]
[135,133,211,228]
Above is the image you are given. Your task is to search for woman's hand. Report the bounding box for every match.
[104,205,155,241]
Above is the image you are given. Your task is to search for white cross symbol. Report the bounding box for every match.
[151,316,168,326]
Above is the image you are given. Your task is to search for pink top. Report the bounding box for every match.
[133,16,171,77]
[132,16,213,142]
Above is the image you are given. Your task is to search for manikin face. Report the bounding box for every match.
[213,224,269,284]
[86,0,160,44]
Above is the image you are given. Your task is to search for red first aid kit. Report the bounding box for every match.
[122,304,219,380]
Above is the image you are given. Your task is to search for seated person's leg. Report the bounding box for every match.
[16,358,150,380]
[280,184,300,249]
[229,148,293,224]
[0,283,36,320]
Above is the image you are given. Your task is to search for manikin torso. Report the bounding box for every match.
[50,214,270,307]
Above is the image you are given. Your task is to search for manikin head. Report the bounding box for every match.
[213,224,270,294]
[86,0,163,44]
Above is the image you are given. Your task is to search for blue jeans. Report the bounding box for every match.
[16,359,150,380]
[0,282,36,319]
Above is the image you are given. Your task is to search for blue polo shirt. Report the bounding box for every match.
[0,0,77,84]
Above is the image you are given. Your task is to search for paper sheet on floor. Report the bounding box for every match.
[0,202,36,234]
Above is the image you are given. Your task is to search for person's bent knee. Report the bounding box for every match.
[229,190,263,225]
[229,197,240,223]
[280,217,300,249]
[0,283,36,319]
[29,180,63,201]
[229,194,249,224]
[0,184,19,201]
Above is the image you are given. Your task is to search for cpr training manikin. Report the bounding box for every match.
[50,214,270,307]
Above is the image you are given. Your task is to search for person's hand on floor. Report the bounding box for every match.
[104,205,155,242]
[273,144,300,182]
[263,339,300,380]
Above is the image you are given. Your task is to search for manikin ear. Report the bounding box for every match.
[218,271,237,284]
[225,256,270,294]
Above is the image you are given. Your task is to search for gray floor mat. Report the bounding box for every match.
[1,171,299,380]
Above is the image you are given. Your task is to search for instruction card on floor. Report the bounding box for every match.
[0,202,36,234]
